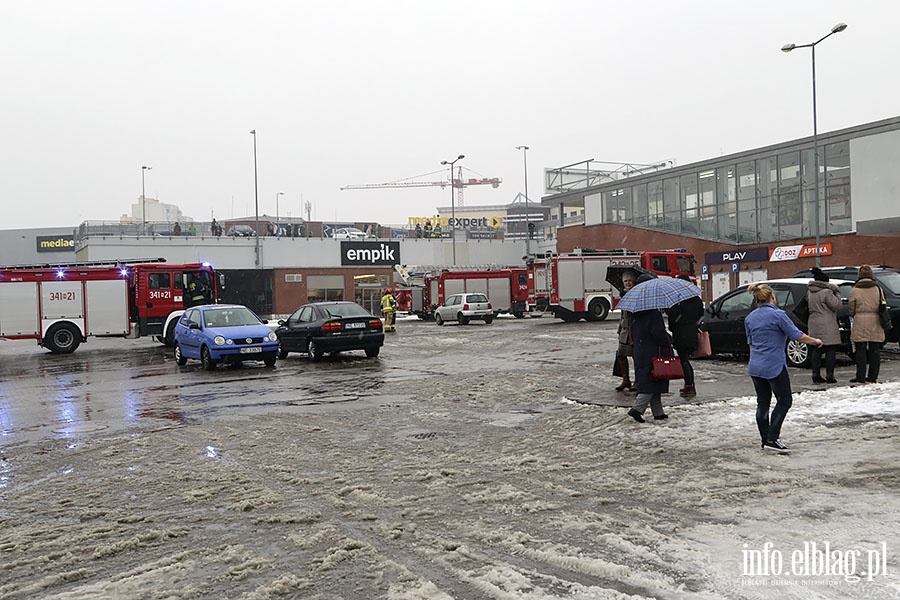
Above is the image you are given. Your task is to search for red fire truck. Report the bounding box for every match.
[0,258,221,354]
[528,248,696,322]
[394,266,529,320]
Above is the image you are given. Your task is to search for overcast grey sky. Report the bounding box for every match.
[2,1,898,230]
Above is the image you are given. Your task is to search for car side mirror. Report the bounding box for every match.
[278,319,285,325]
[189,322,201,330]
[260,319,268,324]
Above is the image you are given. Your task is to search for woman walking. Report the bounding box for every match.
[849,265,885,383]
[745,283,822,452]
[614,273,637,392]
[627,305,673,423]
[666,280,704,397]
[807,267,842,384]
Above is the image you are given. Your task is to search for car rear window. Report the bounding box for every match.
[322,303,370,318]
[467,294,488,303]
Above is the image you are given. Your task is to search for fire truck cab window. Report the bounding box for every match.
[651,256,670,273]
[149,273,171,290]
[676,255,695,274]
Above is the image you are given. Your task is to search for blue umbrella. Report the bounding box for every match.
[616,276,700,312]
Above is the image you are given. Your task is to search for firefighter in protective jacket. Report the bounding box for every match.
[381,288,398,332]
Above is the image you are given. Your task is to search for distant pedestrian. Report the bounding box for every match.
[415,223,423,238]
[188,222,197,237]
[432,222,442,238]
[666,276,704,397]
[745,283,822,453]
[627,305,672,423]
[849,264,885,384]
[211,218,221,237]
[614,272,637,392]
[423,220,433,238]
[381,287,398,332]
[173,222,182,236]
[807,267,841,384]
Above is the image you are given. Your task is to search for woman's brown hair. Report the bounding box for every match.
[748,283,774,304]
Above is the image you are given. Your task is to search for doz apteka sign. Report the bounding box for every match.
[340,241,401,266]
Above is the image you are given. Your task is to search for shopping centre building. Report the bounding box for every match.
[3,115,899,312]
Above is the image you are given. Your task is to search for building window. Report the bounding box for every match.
[648,181,663,227]
[778,152,802,239]
[737,161,756,212]
[825,141,851,234]
[307,274,345,303]
[632,183,649,226]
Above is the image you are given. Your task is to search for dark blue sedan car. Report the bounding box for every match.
[174,304,279,370]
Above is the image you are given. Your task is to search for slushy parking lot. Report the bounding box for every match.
[1,315,898,599]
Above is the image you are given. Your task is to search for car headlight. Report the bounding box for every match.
[267,332,278,342]
[214,335,226,345]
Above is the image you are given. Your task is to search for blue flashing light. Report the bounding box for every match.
[120,268,129,277]
[201,261,212,267]
[56,269,66,278]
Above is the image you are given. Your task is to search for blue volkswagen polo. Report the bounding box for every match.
[174,304,279,370]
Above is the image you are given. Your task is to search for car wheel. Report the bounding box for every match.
[786,339,810,368]
[278,349,289,359]
[365,346,380,358]
[435,313,444,326]
[483,316,493,325]
[201,346,217,370]
[308,339,323,362]
[513,311,525,319]
[43,323,82,354]
[458,313,469,325]
[263,353,277,367]
[174,343,188,365]
[586,298,610,321]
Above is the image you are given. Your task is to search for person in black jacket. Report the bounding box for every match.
[666,278,704,397]
[628,306,673,422]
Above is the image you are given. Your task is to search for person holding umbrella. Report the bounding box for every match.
[666,275,704,397]
[615,273,703,422]
[745,283,823,453]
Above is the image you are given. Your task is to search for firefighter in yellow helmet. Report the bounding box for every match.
[381,287,398,332]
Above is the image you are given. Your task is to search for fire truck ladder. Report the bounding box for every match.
[342,166,501,208]
[395,264,515,286]
[0,258,168,270]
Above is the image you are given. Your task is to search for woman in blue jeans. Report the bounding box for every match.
[744,283,823,453]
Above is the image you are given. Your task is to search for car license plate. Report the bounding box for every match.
[240,347,262,354]
[345,322,365,329]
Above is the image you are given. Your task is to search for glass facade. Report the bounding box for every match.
[597,140,852,243]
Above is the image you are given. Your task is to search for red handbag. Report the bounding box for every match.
[691,329,712,358]
[651,340,685,381]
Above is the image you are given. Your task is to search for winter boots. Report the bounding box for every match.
[679,385,696,397]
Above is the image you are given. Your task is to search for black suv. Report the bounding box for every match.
[700,278,856,368]
[791,266,900,345]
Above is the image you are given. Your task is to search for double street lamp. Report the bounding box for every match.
[516,145,530,255]
[275,192,284,232]
[141,165,152,235]
[782,22,847,267]
[250,129,260,267]
[440,154,465,264]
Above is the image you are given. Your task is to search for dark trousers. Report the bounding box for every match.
[810,344,837,378]
[675,347,694,386]
[854,342,881,382]
[751,367,793,444]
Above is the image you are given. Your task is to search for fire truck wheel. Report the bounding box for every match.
[201,346,217,370]
[513,311,525,319]
[458,314,469,325]
[586,298,611,322]
[174,343,188,366]
[435,313,445,326]
[163,322,177,347]
[44,323,82,354]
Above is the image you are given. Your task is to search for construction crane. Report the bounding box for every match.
[341,167,501,207]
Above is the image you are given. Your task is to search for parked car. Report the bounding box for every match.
[275,301,384,361]
[434,293,493,326]
[332,227,371,240]
[700,278,855,368]
[174,304,279,370]
[792,265,900,344]
[227,224,257,237]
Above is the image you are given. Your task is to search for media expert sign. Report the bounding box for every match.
[36,235,75,252]
[341,241,401,266]
[408,216,503,229]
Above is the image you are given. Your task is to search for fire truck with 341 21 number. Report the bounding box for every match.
[0,258,222,354]
[528,248,696,322]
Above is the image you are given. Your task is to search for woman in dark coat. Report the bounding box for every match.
[628,307,673,422]
[666,290,704,397]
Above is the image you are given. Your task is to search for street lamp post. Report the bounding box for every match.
[782,22,847,267]
[141,165,151,235]
[250,130,260,267]
[440,154,464,264]
[516,145,530,255]
[275,192,284,225]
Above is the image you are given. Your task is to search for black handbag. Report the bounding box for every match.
[879,288,893,332]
